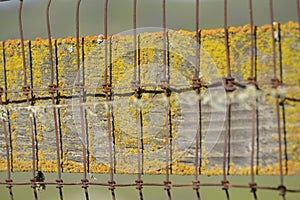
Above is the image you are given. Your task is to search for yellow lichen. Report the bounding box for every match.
[0,22,299,175]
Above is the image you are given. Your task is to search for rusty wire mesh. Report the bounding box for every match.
[0,0,300,200]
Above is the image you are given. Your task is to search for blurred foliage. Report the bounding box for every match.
[0,0,298,41]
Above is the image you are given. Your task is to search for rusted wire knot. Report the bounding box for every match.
[0,87,4,96]
[278,185,287,197]
[221,180,230,190]
[48,84,57,94]
[249,182,257,193]
[248,77,257,86]
[248,76,260,92]
[102,83,112,94]
[163,180,172,190]
[5,179,13,189]
[108,180,116,191]
[192,77,202,90]
[81,178,89,189]
[223,77,236,92]
[271,78,280,89]
[56,179,63,189]
[30,177,37,189]
[22,85,30,96]
[75,83,84,93]
[160,80,169,89]
[135,179,143,190]
[160,81,171,97]
[131,81,142,99]
[192,180,200,190]
[131,81,139,90]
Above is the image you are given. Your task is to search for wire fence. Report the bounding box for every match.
[0,0,300,200]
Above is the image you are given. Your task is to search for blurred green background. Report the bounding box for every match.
[0,0,298,41]
[1,173,300,200]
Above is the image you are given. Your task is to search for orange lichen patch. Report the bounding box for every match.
[241,24,251,33]
[0,158,299,175]
[35,37,43,42]
[228,26,243,34]
[260,24,271,32]
[65,36,75,43]
[177,29,195,38]
[85,35,98,42]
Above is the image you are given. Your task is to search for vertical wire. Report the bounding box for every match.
[46,0,54,85]
[277,24,288,175]
[133,1,144,199]
[227,105,231,176]
[53,39,64,173]
[2,41,14,172]
[269,1,285,199]
[138,35,144,175]
[28,41,39,172]
[18,1,38,199]
[161,1,171,200]
[192,1,201,199]
[75,1,89,199]
[249,2,258,198]
[1,94,14,200]
[254,26,260,175]
[133,0,137,85]
[224,0,231,78]
[222,1,231,199]
[167,33,173,175]
[254,26,258,81]
[195,0,200,79]
[103,1,116,199]
[297,0,300,36]
[104,0,113,185]
[198,24,203,175]
[76,0,81,73]
[82,37,90,174]
[162,0,167,82]
[18,0,27,86]
[249,0,254,79]
[270,0,277,79]
[1,43,13,199]
[46,1,64,199]
[222,0,228,182]
[249,0,256,186]
[162,2,169,181]
[104,0,109,84]
[135,91,144,200]
[109,36,117,175]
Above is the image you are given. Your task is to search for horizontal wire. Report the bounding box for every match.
[0,81,299,94]
[0,181,299,192]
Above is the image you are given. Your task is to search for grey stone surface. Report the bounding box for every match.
[1,28,298,173]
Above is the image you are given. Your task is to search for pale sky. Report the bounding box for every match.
[0,0,297,41]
